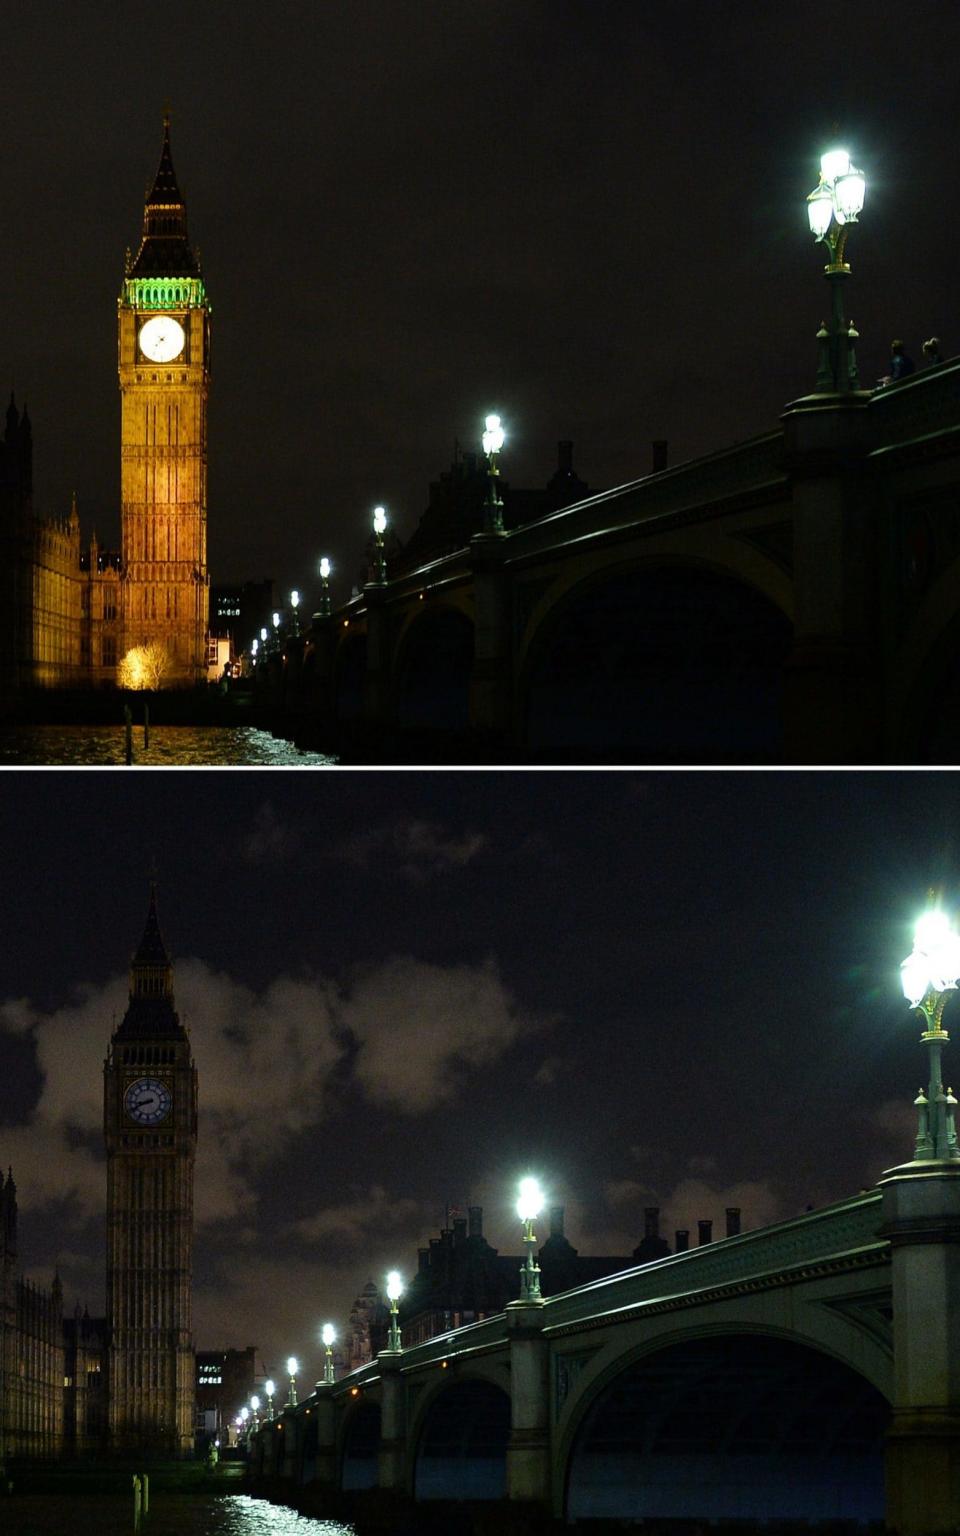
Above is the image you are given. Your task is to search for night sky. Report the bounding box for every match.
[3,1,958,604]
[1,769,958,1382]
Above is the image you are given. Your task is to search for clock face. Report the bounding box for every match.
[124,1076,173,1126]
[139,315,185,363]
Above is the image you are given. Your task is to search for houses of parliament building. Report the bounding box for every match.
[0,120,210,698]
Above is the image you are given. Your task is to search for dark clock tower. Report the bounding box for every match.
[104,887,197,1454]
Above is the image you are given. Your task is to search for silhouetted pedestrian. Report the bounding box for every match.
[890,339,915,381]
[922,336,943,366]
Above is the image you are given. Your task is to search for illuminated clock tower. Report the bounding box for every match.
[104,887,197,1454]
[118,117,210,684]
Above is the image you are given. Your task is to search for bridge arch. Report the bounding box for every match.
[560,1326,890,1526]
[519,555,793,763]
[339,1395,381,1490]
[393,602,474,735]
[410,1373,511,1501]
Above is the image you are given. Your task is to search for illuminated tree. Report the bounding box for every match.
[119,641,172,690]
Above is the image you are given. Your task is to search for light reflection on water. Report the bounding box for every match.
[0,727,337,768]
[1,1492,354,1534]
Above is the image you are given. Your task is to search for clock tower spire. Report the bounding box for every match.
[118,117,210,686]
[104,885,197,1455]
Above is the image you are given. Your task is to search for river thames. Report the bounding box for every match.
[1,1492,351,1535]
[0,726,337,767]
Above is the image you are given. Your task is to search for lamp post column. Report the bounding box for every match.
[470,416,513,744]
[881,907,960,1536]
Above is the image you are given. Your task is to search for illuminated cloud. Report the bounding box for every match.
[339,819,487,882]
[239,801,297,864]
[0,951,548,1222]
[287,1184,423,1251]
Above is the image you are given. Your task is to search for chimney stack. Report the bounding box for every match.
[652,439,668,473]
[418,1247,430,1273]
[725,1207,741,1238]
[453,1216,467,1243]
[468,1205,483,1238]
[698,1219,713,1246]
[550,1205,565,1238]
[557,441,574,475]
[675,1229,690,1252]
[644,1206,660,1239]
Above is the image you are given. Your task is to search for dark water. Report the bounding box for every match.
[2,1491,353,1535]
[0,727,337,767]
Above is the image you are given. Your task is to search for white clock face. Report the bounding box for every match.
[139,315,185,363]
[124,1076,172,1126]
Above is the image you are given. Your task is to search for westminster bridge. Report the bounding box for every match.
[250,1157,960,1534]
[259,360,960,764]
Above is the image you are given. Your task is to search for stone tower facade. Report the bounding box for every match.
[118,119,210,685]
[0,1170,64,1457]
[104,889,197,1454]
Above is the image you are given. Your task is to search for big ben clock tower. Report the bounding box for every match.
[118,117,210,684]
[104,887,197,1454]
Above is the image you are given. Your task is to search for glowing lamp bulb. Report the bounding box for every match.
[290,589,300,609]
[322,1323,336,1347]
[260,627,268,642]
[373,506,387,536]
[319,557,331,580]
[386,1270,403,1302]
[251,638,258,655]
[250,1395,260,1411]
[287,1356,299,1377]
[272,611,280,629]
[240,1407,249,1422]
[807,183,834,239]
[482,413,505,456]
[264,1380,275,1397]
[902,908,960,1005]
[517,1176,543,1222]
[834,166,865,222]
[820,148,851,183]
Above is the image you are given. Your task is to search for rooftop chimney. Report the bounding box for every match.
[725,1207,741,1238]
[557,440,574,476]
[418,1247,430,1273]
[468,1205,483,1238]
[644,1206,660,1239]
[453,1216,467,1243]
[675,1229,690,1252]
[550,1205,565,1238]
[652,439,668,473]
[698,1219,713,1246]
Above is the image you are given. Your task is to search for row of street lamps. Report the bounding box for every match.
[239,900,957,1442]
[249,145,869,658]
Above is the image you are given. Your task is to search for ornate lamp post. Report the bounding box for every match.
[317,557,332,619]
[385,1270,403,1350]
[517,1176,544,1300]
[805,147,866,393]
[259,626,268,657]
[321,1322,336,1384]
[901,906,960,1161]
[239,1406,250,1445]
[481,413,506,535]
[286,1355,299,1408]
[372,506,387,583]
[271,612,281,652]
[249,1394,260,1429]
[290,589,300,637]
[264,1379,275,1419]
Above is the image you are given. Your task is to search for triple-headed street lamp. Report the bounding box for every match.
[517,1176,544,1301]
[372,506,388,583]
[901,905,960,1162]
[806,147,866,393]
[386,1270,403,1351]
[317,558,332,619]
[321,1322,336,1384]
[481,413,506,535]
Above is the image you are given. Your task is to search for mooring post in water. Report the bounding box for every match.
[143,702,150,750]
[124,704,134,765]
[141,1472,149,1513]
[132,1472,141,1524]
